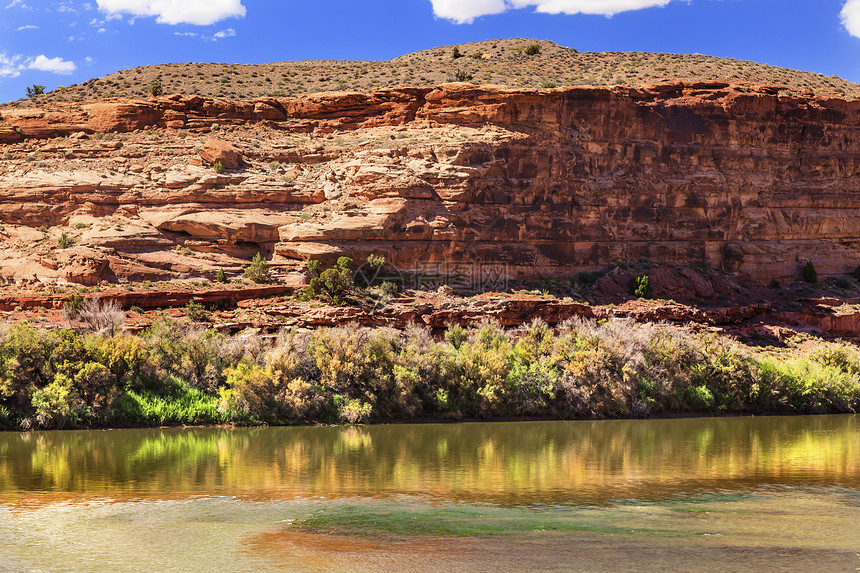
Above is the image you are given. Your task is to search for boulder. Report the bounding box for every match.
[199,139,243,170]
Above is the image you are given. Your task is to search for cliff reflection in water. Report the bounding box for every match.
[0,416,857,504]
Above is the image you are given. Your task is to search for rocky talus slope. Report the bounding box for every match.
[1,81,859,291]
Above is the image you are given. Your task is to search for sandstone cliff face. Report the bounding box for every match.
[1,82,859,287]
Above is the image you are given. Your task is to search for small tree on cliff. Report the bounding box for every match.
[244,253,270,284]
[306,257,355,305]
[629,275,653,299]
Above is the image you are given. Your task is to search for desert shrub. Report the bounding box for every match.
[57,232,75,249]
[628,275,652,298]
[366,254,385,272]
[757,355,859,413]
[30,377,81,429]
[452,46,463,59]
[525,44,541,56]
[550,319,635,417]
[830,276,853,289]
[244,252,270,284]
[689,334,761,412]
[26,85,45,98]
[546,318,723,417]
[68,361,117,419]
[0,324,57,409]
[306,257,355,305]
[216,268,227,283]
[62,294,85,320]
[308,324,399,421]
[811,341,860,375]
[378,281,399,297]
[218,363,277,421]
[802,261,817,283]
[78,298,125,336]
[505,320,559,415]
[184,300,209,321]
[143,318,243,393]
[84,333,147,387]
[149,79,163,97]
[452,69,473,82]
[402,325,458,404]
[455,321,513,416]
[337,398,373,424]
[444,324,468,350]
[265,329,323,419]
[213,161,225,174]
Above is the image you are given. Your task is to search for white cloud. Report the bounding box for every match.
[4,0,29,9]
[96,0,246,25]
[213,27,235,39]
[16,24,37,30]
[0,53,23,78]
[842,0,860,38]
[431,0,675,23]
[28,55,76,74]
[430,0,506,23]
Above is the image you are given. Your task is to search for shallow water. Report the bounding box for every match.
[0,416,858,572]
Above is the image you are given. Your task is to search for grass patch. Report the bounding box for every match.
[293,503,688,538]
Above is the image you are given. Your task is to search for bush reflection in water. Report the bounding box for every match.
[0,416,857,504]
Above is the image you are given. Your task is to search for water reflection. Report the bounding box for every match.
[0,416,857,504]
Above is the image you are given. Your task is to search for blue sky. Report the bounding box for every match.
[1,0,859,103]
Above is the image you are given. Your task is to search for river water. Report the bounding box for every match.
[0,416,857,572]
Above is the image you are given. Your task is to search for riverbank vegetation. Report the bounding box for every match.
[0,317,858,429]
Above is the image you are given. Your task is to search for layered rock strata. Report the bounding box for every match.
[1,82,859,287]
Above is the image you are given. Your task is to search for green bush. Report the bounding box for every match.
[628,275,653,298]
[31,377,81,429]
[184,301,209,322]
[306,257,355,305]
[216,268,227,283]
[366,254,385,271]
[213,161,225,174]
[149,79,163,97]
[524,44,541,56]
[63,294,85,320]
[57,232,75,249]
[244,252,270,284]
[0,316,857,429]
[802,261,817,283]
[452,46,463,59]
[26,85,45,98]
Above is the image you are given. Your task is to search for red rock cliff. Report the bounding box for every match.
[1,82,859,285]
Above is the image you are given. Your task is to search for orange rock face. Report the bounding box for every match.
[1,82,859,287]
[199,138,243,169]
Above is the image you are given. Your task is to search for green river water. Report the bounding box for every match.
[0,416,858,572]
